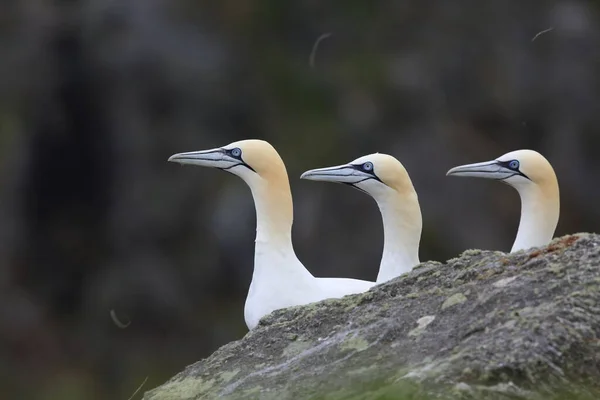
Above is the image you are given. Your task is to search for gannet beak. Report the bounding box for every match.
[300,164,373,185]
[168,148,238,170]
[446,160,515,181]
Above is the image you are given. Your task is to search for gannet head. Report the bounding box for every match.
[168,139,288,187]
[301,153,421,281]
[445,149,557,192]
[446,149,560,252]
[300,153,416,200]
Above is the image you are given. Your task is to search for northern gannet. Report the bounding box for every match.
[300,154,422,283]
[168,140,374,329]
[446,149,560,252]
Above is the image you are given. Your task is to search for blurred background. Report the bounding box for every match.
[0,0,598,398]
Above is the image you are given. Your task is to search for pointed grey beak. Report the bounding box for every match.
[300,164,373,185]
[446,160,513,180]
[168,148,238,169]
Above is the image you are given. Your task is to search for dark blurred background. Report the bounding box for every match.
[0,0,598,398]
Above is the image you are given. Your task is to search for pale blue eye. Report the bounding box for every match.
[363,162,373,172]
[231,148,242,157]
[509,160,519,170]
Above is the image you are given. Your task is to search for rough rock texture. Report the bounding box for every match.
[144,233,600,400]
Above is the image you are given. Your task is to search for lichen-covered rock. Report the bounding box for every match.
[144,233,600,400]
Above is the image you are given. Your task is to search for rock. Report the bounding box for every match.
[144,233,600,399]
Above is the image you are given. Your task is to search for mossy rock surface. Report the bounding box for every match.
[144,233,600,400]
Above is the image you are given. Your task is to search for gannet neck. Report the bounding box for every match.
[249,173,295,248]
[239,150,314,280]
[512,175,559,252]
[376,189,422,283]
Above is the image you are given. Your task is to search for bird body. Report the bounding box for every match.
[301,153,422,283]
[169,140,373,329]
[447,149,559,252]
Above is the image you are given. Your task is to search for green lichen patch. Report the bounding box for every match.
[408,315,436,338]
[218,369,241,383]
[493,276,518,287]
[441,293,468,310]
[282,340,313,358]
[145,376,215,400]
[339,335,369,352]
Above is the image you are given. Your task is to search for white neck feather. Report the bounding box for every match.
[248,179,313,279]
[375,191,422,283]
[252,182,292,246]
[512,183,559,252]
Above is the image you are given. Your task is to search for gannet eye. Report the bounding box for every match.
[508,160,520,170]
[231,148,242,158]
[362,162,374,172]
